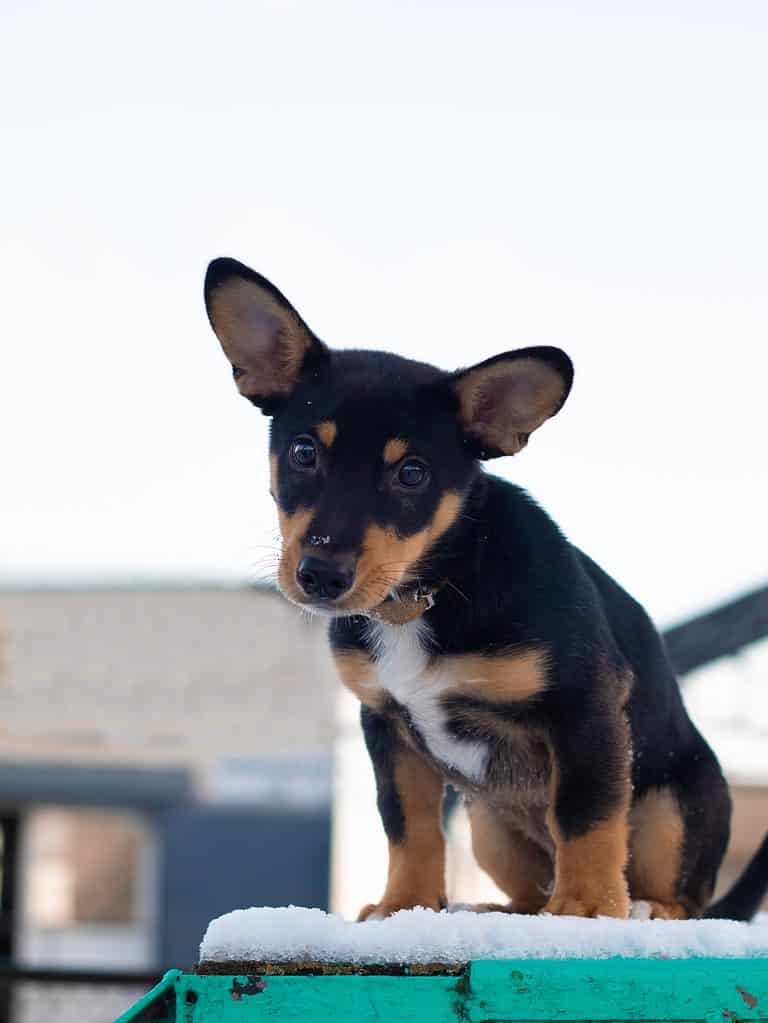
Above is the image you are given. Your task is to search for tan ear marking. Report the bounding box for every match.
[208,278,313,399]
[316,421,338,447]
[454,351,571,457]
[383,438,408,464]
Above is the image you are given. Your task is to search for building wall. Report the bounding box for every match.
[0,587,338,775]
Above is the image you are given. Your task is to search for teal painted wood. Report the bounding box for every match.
[178,971,465,1021]
[467,959,768,1022]
[113,969,181,1023]
[114,960,768,1022]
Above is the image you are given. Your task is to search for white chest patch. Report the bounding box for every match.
[366,620,488,783]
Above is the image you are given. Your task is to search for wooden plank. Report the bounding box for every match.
[467,959,768,1022]
[177,970,468,1022]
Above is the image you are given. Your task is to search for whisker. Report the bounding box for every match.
[445,579,470,602]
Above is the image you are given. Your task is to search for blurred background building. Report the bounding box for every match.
[0,585,337,1020]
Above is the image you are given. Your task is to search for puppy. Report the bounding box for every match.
[204,256,768,921]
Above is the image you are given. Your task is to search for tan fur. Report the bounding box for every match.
[545,808,631,918]
[332,649,383,710]
[444,649,548,703]
[628,787,689,919]
[208,279,312,398]
[316,421,337,447]
[639,900,689,920]
[455,358,567,455]
[382,438,408,464]
[343,492,462,611]
[372,593,435,625]
[269,453,279,498]
[468,801,552,913]
[358,752,445,920]
[544,757,631,918]
[276,507,314,601]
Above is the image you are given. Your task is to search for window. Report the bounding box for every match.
[18,808,155,969]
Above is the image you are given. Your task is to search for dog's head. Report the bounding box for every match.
[205,257,573,615]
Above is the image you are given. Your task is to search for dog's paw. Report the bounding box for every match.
[631,899,688,920]
[543,888,630,919]
[447,901,512,914]
[357,896,444,921]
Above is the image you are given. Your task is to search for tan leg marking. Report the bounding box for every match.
[358,753,446,920]
[628,787,689,919]
[544,758,630,919]
[544,810,630,918]
[383,438,408,464]
[315,420,337,447]
[468,801,552,914]
[332,649,383,710]
[444,648,548,703]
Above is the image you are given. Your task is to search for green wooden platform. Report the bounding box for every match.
[116,959,768,1022]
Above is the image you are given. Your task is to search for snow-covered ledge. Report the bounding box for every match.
[200,906,768,966]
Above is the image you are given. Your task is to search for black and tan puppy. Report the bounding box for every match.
[204,257,768,922]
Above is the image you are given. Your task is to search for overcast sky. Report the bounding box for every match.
[2,1,766,625]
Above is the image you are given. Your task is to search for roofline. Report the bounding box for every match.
[0,578,278,595]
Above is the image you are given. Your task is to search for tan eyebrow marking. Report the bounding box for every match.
[383,438,408,464]
[315,421,337,447]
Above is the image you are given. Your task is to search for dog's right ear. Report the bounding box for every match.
[204,258,329,413]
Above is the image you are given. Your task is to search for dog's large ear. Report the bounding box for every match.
[451,347,573,458]
[204,257,329,412]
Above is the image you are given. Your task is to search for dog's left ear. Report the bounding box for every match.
[204,257,329,413]
[451,347,573,458]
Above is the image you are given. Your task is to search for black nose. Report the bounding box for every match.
[296,557,354,601]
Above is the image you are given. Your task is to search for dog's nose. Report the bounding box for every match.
[296,557,354,601]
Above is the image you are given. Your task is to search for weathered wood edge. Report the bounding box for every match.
[196,958,466,975]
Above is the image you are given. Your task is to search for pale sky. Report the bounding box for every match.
[2,1,767,625]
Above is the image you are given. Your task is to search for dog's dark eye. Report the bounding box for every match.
[397,460,430,488]
[289,436,317,469]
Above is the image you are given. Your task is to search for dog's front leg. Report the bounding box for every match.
[358,705,446,921]
[544,698,632,919]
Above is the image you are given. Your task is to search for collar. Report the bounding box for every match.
[370,582,438,626]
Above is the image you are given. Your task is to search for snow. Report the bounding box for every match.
[200,906,768,964]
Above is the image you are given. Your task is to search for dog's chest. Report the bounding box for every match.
[367,621,489,783]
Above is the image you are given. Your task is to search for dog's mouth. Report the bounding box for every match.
[276,581,437,626]
[275,513,450,619]
[279,579,431,620]
[279,587,395,619]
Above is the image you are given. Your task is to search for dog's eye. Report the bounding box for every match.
[289,436,317,469]
[397,460,430,488]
